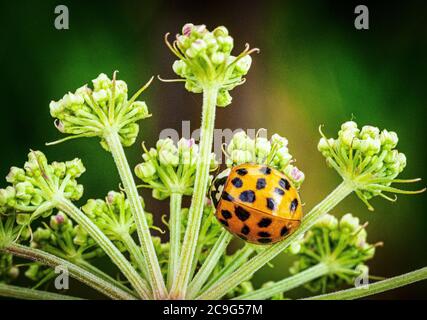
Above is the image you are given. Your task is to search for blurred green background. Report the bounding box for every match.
[0,0,425,299]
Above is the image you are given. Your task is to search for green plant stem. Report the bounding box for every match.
[0,283,82,300]
[170,86,218,299]
[197,181,354,300]
[201,245,255,294]
[189,215,213,279]
[188,231,232,298]
[235,263,330,300]
[305,266,427,300]
[77,259,136,296]
[167,193,183,289]
[121,233,150,281]
[3,243,136,300]
[55,196,150,299]
[105,130,167,299]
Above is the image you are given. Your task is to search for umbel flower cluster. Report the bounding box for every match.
[225,131,305,188]
[0,23,425,301]
[135,138,218,199]
[318,121,423,210]
[0,151,84,228]
[49,73,151,150]
[167,23,258,106]
[290,213,378,292]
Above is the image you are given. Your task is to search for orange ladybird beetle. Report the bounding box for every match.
[210,163,303,244]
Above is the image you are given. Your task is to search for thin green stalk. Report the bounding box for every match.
[202,245,255,294]
[55,196,150,299]
[188,231,232,298]
[167,193,183,289]
[104,130,167,299]
[77,259,136,296]
[197,181,354,300]
[121,233,148,279]
[0,283,82,300]
[189,214,214,279]
[305,266,427,300]
[170,86,218,299]
[235,263,330,300]
[3,243,136,300]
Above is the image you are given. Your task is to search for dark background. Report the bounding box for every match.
[0,0,426,298]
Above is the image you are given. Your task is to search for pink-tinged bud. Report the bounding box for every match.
[106,191,116,204]
[182,23,194,36]
[55,214,65,224]
[291,167,304,181]
[188,138,195,148]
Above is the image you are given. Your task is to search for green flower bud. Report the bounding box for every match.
[73,225,88,246]
[216,90,232,107]
[16,213,31,226]
[6,167,26,184]
[25,264,41,281]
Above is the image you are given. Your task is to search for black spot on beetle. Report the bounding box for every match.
[258,218,272,228]
[266,198,277,210]
[236,168,248,176]
[279,178,291,190]
[258,231,271,237]
[290,198,299,212]
[274,187,285,196]
[231,177,243,188]
[256,178,266,190]
[221,191,234,202]
[280,226,289,236]
[235,206,250,221]
[221,210,232,219]
[258,238,272,244]
[219,219,229,227]
[241,225,250,235]
[239,190,256,203]
[259,166,272,175]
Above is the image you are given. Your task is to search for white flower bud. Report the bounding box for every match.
[235,55,252,74]
[380,129,398,149]
[159,150,179,167]
[340,213,360,232]
[92,73,111,91]
[191,39,207,53]
[231,150,253,164]
[360,125,380,139]
[92,89,108,104]
[211,52,225,64]
[316,214,338,229]
[341,121,358,131]
[271,134,288,149]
